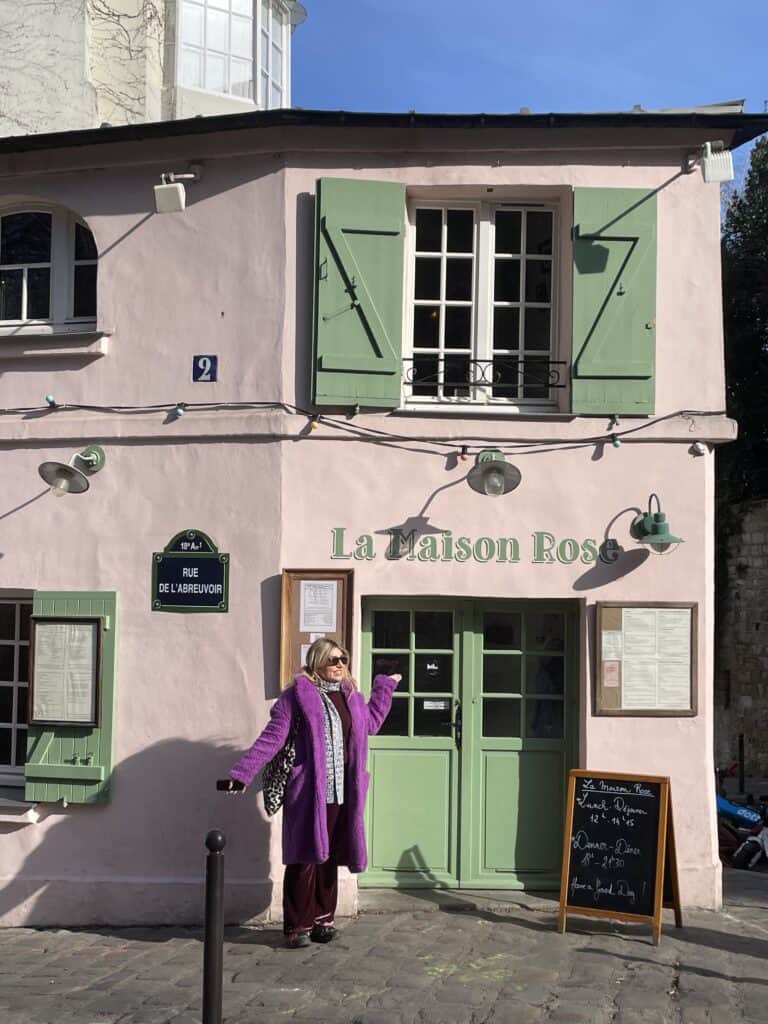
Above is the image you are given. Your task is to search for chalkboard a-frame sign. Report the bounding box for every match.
[558,770,683,945]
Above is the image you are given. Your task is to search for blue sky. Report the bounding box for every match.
[292,0,767,168]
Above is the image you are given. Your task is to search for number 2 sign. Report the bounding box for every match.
[192,355,218,382]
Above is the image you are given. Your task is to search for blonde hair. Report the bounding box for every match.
[303,637,357,690]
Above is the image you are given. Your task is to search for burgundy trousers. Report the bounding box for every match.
[283,801,347,934]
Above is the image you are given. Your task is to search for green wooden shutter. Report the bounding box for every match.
[312,177,406,408]
[571,188,657,415]
[25,591,118,805]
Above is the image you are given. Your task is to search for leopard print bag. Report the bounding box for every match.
[262,717,299,816]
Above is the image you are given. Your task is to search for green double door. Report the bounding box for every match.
[361,598,578,889]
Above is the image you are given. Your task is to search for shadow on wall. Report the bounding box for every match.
[0,738,273,928]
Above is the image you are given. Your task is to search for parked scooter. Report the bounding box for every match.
[732,806,768,870]
[716,794,764,865]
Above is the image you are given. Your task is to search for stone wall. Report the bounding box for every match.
[716,499,768,778]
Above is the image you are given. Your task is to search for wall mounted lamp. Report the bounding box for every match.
[154,164,203,214]
[630,493,683,548]
[287,0,308,25]
[467,449,522,497]
[38,445,106,497]
[685,141,734,183]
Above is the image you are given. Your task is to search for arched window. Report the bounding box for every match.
[0,206,97,333]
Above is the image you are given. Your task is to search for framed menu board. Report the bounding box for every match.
[595,603,697,716]
[29,617,103,726]
[280,570,353,687]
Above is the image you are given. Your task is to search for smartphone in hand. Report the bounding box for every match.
[216,779,245,792]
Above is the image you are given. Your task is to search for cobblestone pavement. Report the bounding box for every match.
[0,870,766,1024]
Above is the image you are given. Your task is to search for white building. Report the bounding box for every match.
[0,0,307,137]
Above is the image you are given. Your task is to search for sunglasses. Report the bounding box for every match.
[326,655,349,667]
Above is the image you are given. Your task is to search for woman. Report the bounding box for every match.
[223,638,400,948]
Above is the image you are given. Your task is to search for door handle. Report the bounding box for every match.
[452,701,462,750]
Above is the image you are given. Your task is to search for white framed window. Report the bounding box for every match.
[0,599,32,787]
[179,0,289,108]
[0,206,97,336]
[404,202,561,409]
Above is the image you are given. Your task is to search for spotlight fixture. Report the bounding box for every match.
[686,141,734,183]
[154,164,203,214]
[466,449,522,498]
[38,445,106,498]
[631,493,683,548]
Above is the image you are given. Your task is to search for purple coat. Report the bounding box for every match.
[228,673,398,872]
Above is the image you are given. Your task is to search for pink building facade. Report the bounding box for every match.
[0,109,765,926]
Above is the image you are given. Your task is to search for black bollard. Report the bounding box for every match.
[203,829,226,1024]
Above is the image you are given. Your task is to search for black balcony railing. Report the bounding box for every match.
[402,355,566,400]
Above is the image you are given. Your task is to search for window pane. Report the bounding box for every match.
[261,70,269,103]
[495,211,521,254]
[209,0,228,9]
[372,610,410,649]
[415,209,441,252]
[484,611,522,649]
[444,354,470,398]
[0,646,13,682]
[232,0,251,12]
[526,699,563,739]
[73,264,97,318]
[0,270,22,320]
[483,698,521,737]
[414,258,440,300]
[494,260,520,302]
[182,1,205,46]
[378,696,408,736]
[444,306,471,349]
[1,212,52,264]
[414,698,452,736]
[527,656,564,695]
[17,643,28,684]
[15,729,26,766]
[414,611,452,649]
[270,84,282,108]
[525,260,551,303]
[271,43,282,83]
[207,8,229,51]
[526,611,564,651]
[232,15,252,58]
[493,307,520,351]
[231,59,253,98]
[445,259,472,301]
[492,356,519,399]
[271,4,281,38]
[372,654,408,683]
[446,210,473,253]
[27,267,50,318]
[0,728,11,765]
[413,305,440,348]
[206,52,228,93]
[261,30,269,68]
[17,686,28,721]
[19,605,31,642]
[523,357,550,398]
[0,606,14,641]
[182,46,204,88]
[0,687,12,722]
[524,308,550,351]
[412,354,438,396]
[483,654,522,694]
[414,654,452,693]
[75,222,98,261]
[527,211,553,255]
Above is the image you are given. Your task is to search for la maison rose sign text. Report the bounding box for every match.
[330,528,622,565]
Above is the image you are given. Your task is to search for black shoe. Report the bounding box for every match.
[310,925,337,943]
[285,931,311,949]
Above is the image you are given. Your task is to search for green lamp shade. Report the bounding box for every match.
[636,511,683,546]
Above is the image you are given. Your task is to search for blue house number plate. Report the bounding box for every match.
[193,355,218,382]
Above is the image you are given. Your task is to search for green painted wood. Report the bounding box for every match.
[312,177,406,408]
[571,187,657,415]
[363,598,579,890]
[24,591,118,805]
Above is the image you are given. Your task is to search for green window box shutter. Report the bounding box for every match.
[24,591,118,806]
[571,187,657,415]
[312,177,406,408]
